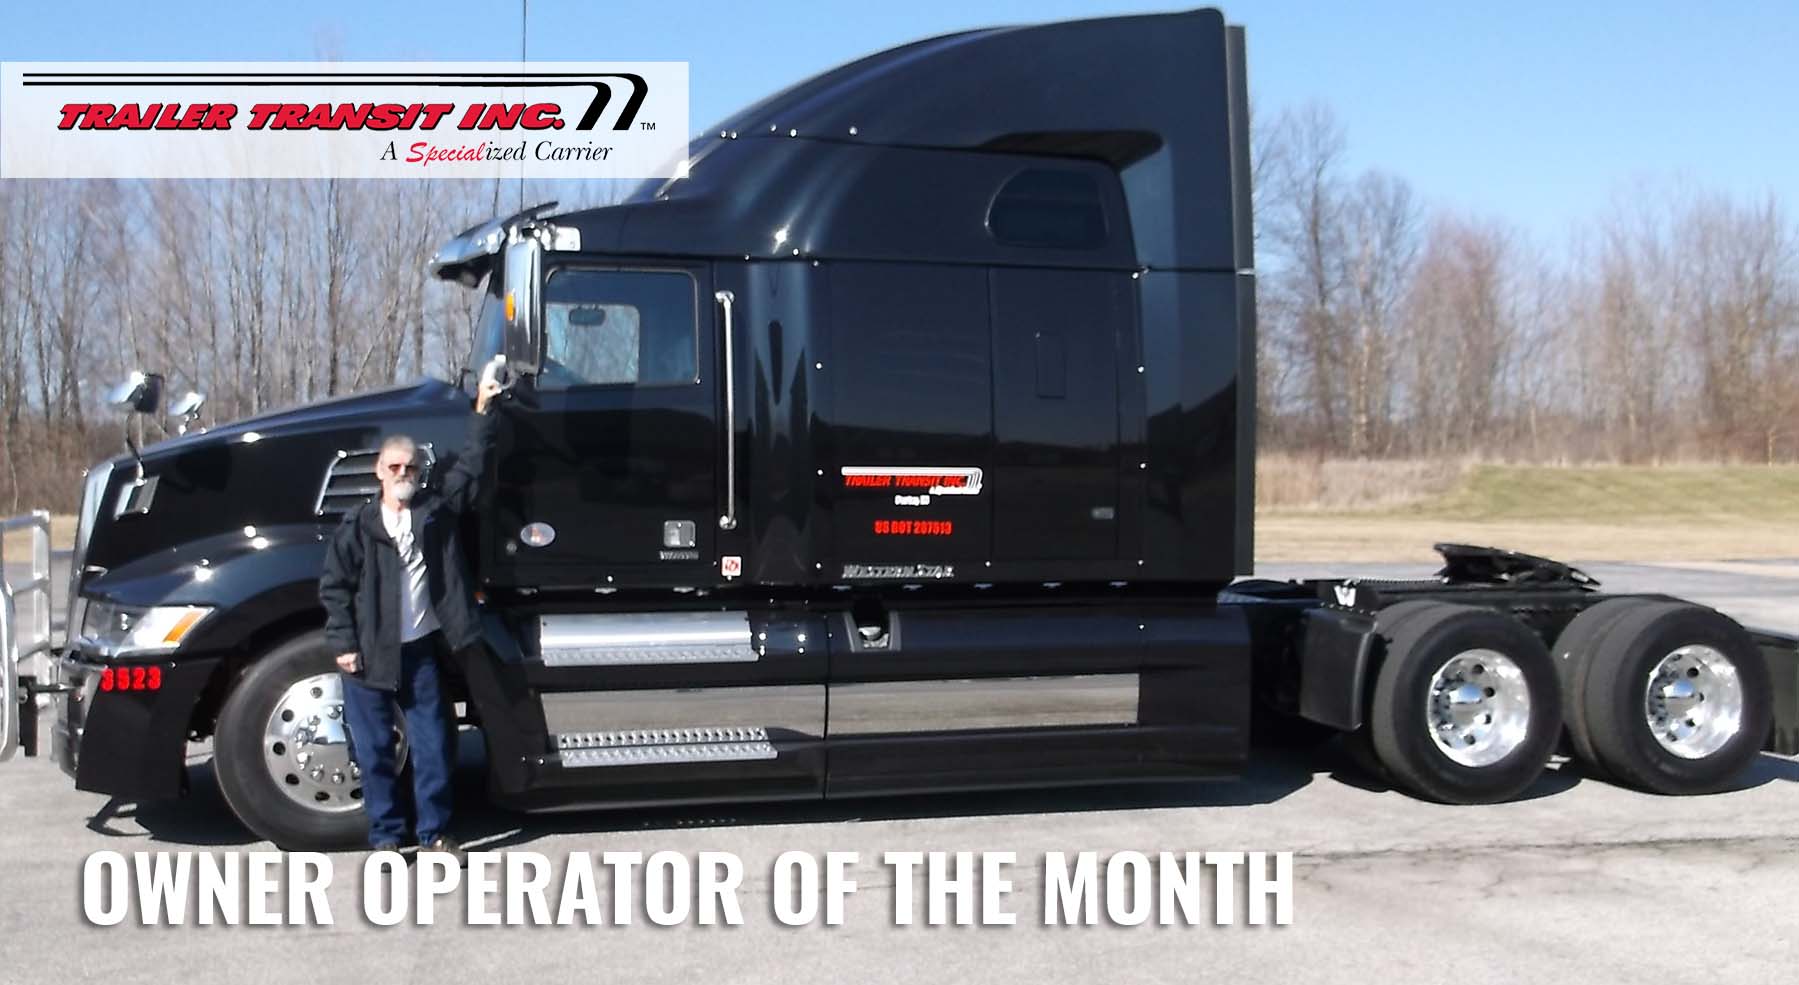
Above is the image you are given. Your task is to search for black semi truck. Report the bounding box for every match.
[2,8,1790,849]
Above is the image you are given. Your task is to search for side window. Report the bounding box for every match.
[986,169,1107,250]
[540,269,697,389]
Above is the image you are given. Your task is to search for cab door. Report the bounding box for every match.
[482,260,718,589]
[473,262,828,807]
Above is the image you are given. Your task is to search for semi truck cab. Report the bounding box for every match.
[3,8,1789,849]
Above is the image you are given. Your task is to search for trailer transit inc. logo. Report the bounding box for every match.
[0,62,689,179]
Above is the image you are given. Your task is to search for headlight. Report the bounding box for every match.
[79,601,212,658]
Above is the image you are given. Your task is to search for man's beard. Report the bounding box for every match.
[390,479,418,503]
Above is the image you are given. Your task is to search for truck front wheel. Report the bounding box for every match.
[212,630,403,849]
[1367,603,1562,803]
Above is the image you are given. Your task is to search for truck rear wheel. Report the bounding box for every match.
[1367,603,1562,803]
[1340,600,1454,779]
[213,630,403,849]
[1551,597,1658,777]
[1577,602,1770,795]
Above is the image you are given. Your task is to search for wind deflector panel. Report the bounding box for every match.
[705,8,1245,272]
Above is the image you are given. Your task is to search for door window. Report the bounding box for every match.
[540,269,698,389]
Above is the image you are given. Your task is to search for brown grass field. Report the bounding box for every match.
[1255,458,1799,563]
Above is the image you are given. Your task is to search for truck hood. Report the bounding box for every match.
[79,377,476,578]
[143,377,464,458]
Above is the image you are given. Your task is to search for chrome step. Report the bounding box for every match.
[552,726,777,768]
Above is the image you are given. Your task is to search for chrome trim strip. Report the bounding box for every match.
[541,645,755,667]
[538,611,756,667]
[828,674,1140,736]
[540,685,825,738]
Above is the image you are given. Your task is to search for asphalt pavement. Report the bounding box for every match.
[1,556,1795,984]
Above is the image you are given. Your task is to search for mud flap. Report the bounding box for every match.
[1297,607,1377,732]
[1753,628,1799,755]
[17,678,38,758]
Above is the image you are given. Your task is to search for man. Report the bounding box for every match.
[319,372,502,855]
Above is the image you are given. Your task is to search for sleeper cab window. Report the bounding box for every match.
[986,168,1108,250]
[540,268,699,389]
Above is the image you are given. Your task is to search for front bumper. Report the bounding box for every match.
[53,649,221,801]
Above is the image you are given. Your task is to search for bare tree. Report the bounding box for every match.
[5,107,1799,512]
[1257,104,1419,454]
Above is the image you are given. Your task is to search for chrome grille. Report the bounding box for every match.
[313,444,433,517]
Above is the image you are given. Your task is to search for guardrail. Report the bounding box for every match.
[2,510,53,761]
[2,510,54,661]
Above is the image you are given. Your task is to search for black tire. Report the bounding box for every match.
[1340,600,1460,784]
[1551,597,1660,777]
[1580,602,1772,795]
[213,630,376,850]
[1368,603,1563,803]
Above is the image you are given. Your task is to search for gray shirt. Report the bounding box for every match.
[380,503,441,643]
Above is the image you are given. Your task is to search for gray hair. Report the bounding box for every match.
[378,434,418,461]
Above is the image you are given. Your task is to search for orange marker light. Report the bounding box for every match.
[161,609,206,645]
[505,291,517,321]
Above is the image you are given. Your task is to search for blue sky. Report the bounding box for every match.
[3,0,1794,241]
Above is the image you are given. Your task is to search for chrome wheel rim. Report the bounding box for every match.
[1644,645,1742,759]
[1426,649,1532,767]
[261,673,404,814]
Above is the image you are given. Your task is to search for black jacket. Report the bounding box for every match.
[319,411,497,691]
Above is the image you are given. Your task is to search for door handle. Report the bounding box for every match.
[715,290,738,532]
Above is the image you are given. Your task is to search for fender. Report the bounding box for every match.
[1296,607,1377,732]
[81,522,331,656]
[61,524,331,803]
[58,655,220,802]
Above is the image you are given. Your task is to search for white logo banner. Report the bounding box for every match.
[0,62,689,179]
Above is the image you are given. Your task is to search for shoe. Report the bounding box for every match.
[370,841,402,854]
[421,835,465,865]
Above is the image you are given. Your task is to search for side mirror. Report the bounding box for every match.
[502,236,543,376]
[107,371,164,416]
[107,370,165,481]
[168,391,204,418]
[168,391,206,434]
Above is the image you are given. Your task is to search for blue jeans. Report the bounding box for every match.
[341,634,455,846]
